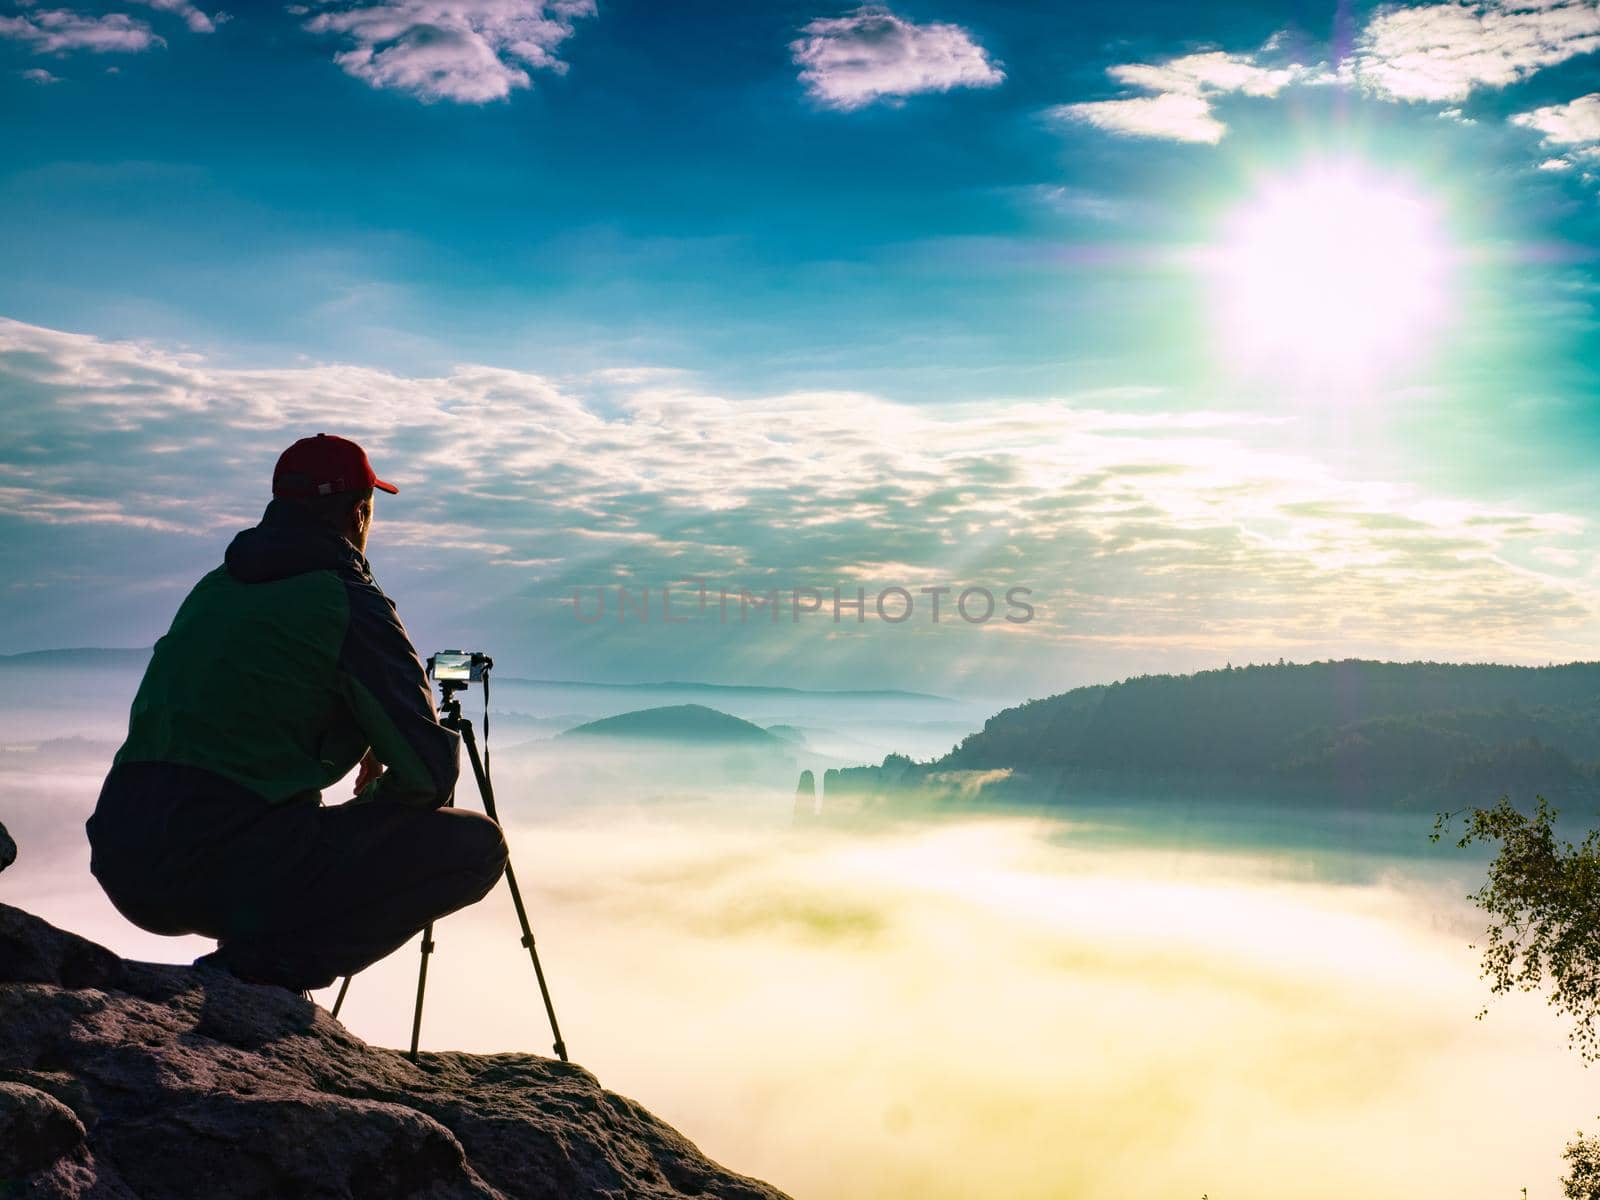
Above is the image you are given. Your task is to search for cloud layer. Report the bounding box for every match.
[12,729,1598,1200]
[1,317,1596,689]
[790,5,1003,111]
[300,0,597,103]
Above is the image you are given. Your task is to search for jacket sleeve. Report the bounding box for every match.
[336,575,460,809]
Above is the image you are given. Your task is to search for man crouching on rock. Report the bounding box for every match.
[86,434,508,996]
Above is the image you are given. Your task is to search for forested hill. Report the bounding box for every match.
[898,660,1600,808]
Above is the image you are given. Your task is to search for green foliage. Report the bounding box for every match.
[1565,1129,1600,1199]
[1434,797,1600,1059]
[1445,738,1589,802]
[941,659,1600,807]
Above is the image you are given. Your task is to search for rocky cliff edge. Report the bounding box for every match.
[0,900,789,1200]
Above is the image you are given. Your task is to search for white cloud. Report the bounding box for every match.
[1512,93,1600,181]
[1512,90,1600,143]
[1053,91,1227,145]
[1357,0,1600,103]
[134,0,221,35]
[1108,50,1303,99]
[790,5,1003,111]
[0,9,162,54]
[1053,49,1315,145]
[20,67,61,84]
[300,0,595,104]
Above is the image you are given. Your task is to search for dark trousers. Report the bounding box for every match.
[87,761,509,990]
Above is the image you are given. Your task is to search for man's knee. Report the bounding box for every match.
[445,810,508,895]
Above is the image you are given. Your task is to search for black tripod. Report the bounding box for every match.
[330,676,568,1064]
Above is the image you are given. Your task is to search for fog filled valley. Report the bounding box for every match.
[5,652,1600,1199]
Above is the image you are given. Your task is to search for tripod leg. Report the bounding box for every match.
[456,719,569,1063]
[502,861,568,1062]
[331,974,352,1019]
[408,922,436,1063]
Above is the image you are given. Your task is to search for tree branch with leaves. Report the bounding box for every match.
[1433,795,1600,1061]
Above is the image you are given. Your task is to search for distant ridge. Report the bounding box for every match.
[0,650,953,703]
[828,659,1600,811]
[497,676,956,703]
[0,648,151,666]
[560,704,788,746]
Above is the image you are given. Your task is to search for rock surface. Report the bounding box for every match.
[0,903,789,1199]
[0,820,15,874]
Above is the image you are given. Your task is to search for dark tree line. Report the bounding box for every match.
[936,659,1600,808]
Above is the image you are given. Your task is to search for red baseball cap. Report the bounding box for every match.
[272,433,398,499]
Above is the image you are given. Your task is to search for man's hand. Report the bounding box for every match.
[353,749,387,797]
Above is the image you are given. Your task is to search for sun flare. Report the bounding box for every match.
[1212,163,1452,382]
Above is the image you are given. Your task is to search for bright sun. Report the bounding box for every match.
[1211,162,1452,382]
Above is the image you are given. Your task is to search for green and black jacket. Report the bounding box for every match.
[109,498,460,809]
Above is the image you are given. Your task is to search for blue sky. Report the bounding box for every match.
[2,0,1599,696]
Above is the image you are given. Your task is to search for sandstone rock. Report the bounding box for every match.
[0,903,789,1200]
[0,1080,86,1178]
[792,770,816,823]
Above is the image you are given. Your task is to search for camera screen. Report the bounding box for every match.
[429,652,473,681]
